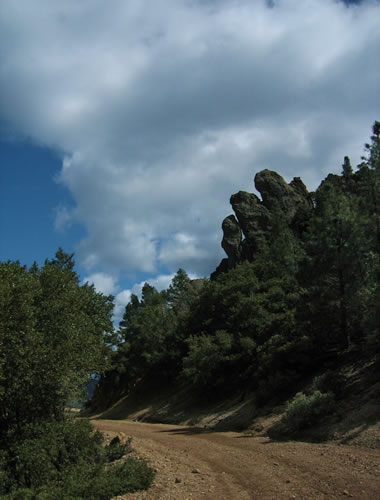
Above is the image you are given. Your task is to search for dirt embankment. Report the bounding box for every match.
[93,419,380,500]
[87,357,380,498]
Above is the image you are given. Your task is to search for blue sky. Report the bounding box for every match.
[1,0,379,324]
[0,139,82,266]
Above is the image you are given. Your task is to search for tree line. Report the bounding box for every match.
[92,121,379,409]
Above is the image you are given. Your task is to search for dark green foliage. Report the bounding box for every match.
[0,250,153,498]
[164,268,194,312]
[342,156,353,178]
[357,122,380,351]
[92,268,204,409]
[312,371,346,398]
[181,260,310,395]
[182,330,236,391]
[0,251,114,440]
[254,369,299,405]
[279,390,335,433]
[296,124,379,354]
[0,420,153,499]
[362,253,380,353]
[63,458,154,500]
[1,420,103,492]
[92,121,379,417]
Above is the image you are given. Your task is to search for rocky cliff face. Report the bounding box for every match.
[211,169,313,279]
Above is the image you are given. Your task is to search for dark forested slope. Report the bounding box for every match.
[89,122,379,439]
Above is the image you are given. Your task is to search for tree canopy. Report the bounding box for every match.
[0,250,114,440]
[92,121,380,410]
[0,251,155,499]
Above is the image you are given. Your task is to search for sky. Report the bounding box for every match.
[0,0,379,325]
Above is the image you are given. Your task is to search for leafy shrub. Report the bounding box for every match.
[0,451,13,495]
[0,419,154,499]
[2,459,154,500]
[281,390,335,433]
[312,370,346,397]
[4,488,36,500]
[6,420,105,490]
[60,458,154,500]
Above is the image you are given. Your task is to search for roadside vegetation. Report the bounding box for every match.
[90,122,379,437]
[0,251,154,499]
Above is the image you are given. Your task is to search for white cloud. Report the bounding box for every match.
[113,289,132,327]
[83,272,118,296]
[131,273,175,298]
[54,205,72,232]
[1,0,379,279]
[159,232,209,271]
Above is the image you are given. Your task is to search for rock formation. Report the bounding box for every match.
[211,169,312,279]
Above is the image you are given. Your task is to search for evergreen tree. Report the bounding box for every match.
[92,120,380,410]
[356,122,380,351]
[165,268,192,311]
[118,294,140,341]
[358,121,380,252]
[342,156,353,177]
[299,175,366,349]
[0,250,114,439]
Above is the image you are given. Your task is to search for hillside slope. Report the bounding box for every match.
[88,123,379,454]
[86,352,380,450]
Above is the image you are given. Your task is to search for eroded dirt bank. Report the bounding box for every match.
[92,419,380,500]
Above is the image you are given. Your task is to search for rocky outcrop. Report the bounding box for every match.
[221,215,242,264]
[255,170,312,222]
[230,191,272,257]
[211,169,312,279]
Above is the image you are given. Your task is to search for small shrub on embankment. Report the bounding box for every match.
[268,389,336,440]
[0,419,154,500]
[281,390,335,432]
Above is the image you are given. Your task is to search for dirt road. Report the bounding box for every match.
[92,419,380,500]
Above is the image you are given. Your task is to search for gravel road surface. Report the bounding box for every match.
[92,419,380,500]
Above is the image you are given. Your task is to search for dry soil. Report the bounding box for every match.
[92,419,380,500]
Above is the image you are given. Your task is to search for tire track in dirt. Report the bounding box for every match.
[92,419,380,500]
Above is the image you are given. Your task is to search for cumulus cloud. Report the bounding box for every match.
[1,0,379,279]
[113,289,132,328]
[82,272,118,296]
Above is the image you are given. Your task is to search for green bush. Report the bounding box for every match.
[0,419,154,500]
[312,370,346,397]
[3,488,36,500]
[281,390,335,433]
[6,420,105,490]
[2,459,154,500]
[60,458,154,500]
